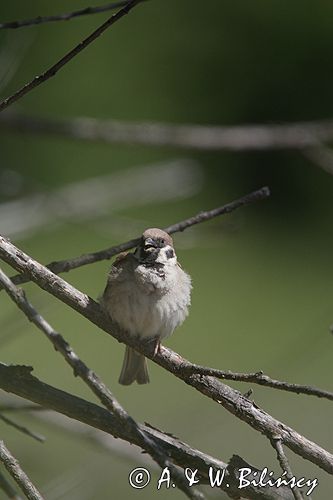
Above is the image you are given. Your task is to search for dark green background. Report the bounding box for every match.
[0,1,332,498]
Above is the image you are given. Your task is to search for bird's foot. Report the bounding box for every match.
[153,338,161,357]
[142,336,161,357]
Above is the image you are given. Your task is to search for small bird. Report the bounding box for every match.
[101,228,192,385]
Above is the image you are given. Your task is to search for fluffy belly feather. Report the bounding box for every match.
[102,255,191,343]
[108,282,188,340]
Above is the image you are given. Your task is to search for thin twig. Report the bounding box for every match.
[0,236,332,476]
[0,268,203,500]
[182,366,333,401]
[0,470,22,500]
[0,2,141,29]
[1,112,333,150]
[0,441,43,500]
[0,0,142,113]
[0,413,45,443]
[1,186,270,289]
[270,437,304,500]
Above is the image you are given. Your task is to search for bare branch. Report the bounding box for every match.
[182,366,333,402]
[0,1,142,113]
[0,235,332,475]
[2,112,333,150]
[0,2,141,29]
[0,441,43,500]
[270,437,304,500]
[1,186,270,289]
[0,364,294,500]
[0,268,202,500]
[0,413,45,443]
[227,455,295,500]
[0,470,22,500]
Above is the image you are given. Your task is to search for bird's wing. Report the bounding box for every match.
[101,252,135,301]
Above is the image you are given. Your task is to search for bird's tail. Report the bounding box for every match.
[118,346,150,385]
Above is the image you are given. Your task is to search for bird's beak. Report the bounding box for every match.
[144,238,157,248]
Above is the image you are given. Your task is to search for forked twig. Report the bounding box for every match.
[182,365,333,401]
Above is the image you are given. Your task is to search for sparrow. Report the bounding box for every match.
[100,228,192,385]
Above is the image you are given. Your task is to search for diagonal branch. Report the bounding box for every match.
[182,366,333,401]
[0,2,142,29]
[0,441,43,500]
[0,267,202,500]
[0,413,45,443]
[0,364,295,500]
[0,0,142,113]
[0,235,332,475]
[0,187,270,289]
[270,437,304,500]
[0,470,22,500]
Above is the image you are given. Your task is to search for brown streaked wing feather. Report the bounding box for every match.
[112,251,131,267]
[101,252,134,302]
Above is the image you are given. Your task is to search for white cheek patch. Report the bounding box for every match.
[156,245,176,264]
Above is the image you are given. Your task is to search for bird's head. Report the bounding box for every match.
[135,228,176,266]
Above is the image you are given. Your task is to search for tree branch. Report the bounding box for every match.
[0,235,332,475]
[0,470,22,500]
[0,267,202,500]
[270,437,304,500]
[0,364,294,500]
[182,366,333,402]
[0,2,142,29]
[0,187,270,289]
[1,112,333,150]
[0,413,45,443]
[0,441,43,500]
[0,1,142,113]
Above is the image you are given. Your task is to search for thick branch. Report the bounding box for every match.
[0,235,332,475]
[0,268,201,500]
[1,187,270,289]
[0,1,141,113]
[1,112,333,150]
[0,441,43,500]
[0,2,140,29]
[0,364,294,500]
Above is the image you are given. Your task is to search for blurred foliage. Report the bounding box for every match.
[0,1,333,499]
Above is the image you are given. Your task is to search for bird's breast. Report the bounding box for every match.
[106,265,190,340]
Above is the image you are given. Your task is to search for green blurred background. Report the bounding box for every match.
[0,1,333,498]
